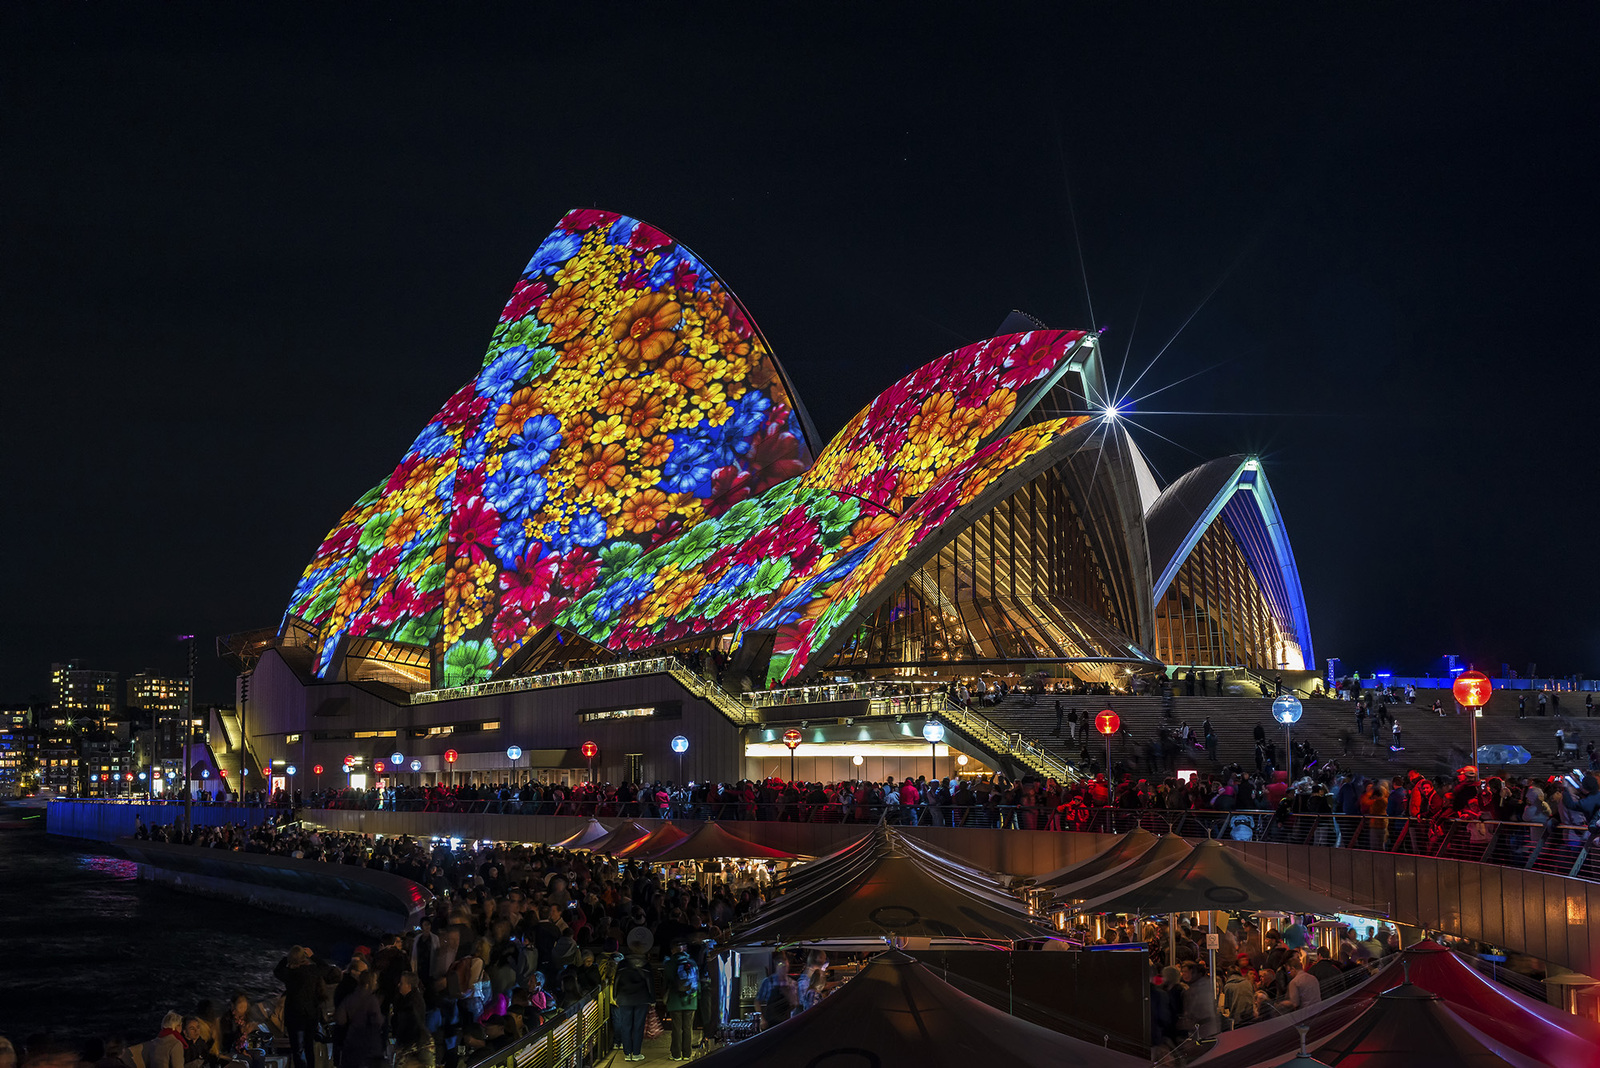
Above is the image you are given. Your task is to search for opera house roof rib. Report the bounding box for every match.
[280,209,1314,690]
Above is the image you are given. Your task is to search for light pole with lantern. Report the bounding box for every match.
[581,741,597,782]
[1453,669,1491,769]
[443,748,459,787]
[506,745,523,784]
[1272,694,1303,779]
[1096,709,1120,794]
[782,728,802,782]
[922,721,945,780]
[671,735,688,786]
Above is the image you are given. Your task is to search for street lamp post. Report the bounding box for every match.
[1272,694,1303,780]
[922,721,945,780]
[1096,710,1120,796]
[782,729,802,782]
[1453,670,1492,770]
[179,634,196,831]
[671,735,688,787]
[581,741,597,783]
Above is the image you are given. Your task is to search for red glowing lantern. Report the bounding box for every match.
[374,761,386,772]
[782,728,803,750]
[312,764,325,776]
[343,755,355,767]
[219,769,227,778]
[443,748,459,764]
[1095,710,1121,736]
[1453,670,1492,708]
[580,741,598,759]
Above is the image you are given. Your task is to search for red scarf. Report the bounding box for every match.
[158,1029,189,1048]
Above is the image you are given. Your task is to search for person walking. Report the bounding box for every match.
[273,947,326,1068]
[664,937,700,1062]
[613,928,656,1061]
[1053,700,1064,737]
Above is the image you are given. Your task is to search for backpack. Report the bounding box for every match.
[615,961,653,1002]
[672,958,700,998]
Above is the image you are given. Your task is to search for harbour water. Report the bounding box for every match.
[0,833,363,1047]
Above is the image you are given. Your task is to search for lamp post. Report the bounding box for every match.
[1096,709,1120,795]
[922,721,945,780]
[671,735,688,787]
[581,741,597,783]
[443,748,459,787]
[179,633,196,829]
[1272,694,1303,779]
[782,728,802,782]
[1453,670,1491,770]
[506,745,523,784]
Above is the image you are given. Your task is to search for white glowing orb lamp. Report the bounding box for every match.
[922,721,946,744]
[1272,695,1303,725]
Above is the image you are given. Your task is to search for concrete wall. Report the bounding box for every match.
[249,649,747,787]
[301,808,1114,876]
[301,808,1600,976]
[115,839,430,934]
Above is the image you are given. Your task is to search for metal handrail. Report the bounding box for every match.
[936,697,1081,783]
[464,979,611,1068]
[409,655,760,726]
[742,680,946,708]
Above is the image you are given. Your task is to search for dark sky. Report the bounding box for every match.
[3,4,1596,704]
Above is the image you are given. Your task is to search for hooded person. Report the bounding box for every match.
[612,927,656,1061]
[1221,965,1255,1027]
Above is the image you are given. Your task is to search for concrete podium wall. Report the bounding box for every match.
[115,839,431,934]
[302,809,1600,976]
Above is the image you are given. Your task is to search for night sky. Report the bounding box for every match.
[3,4,1595,705]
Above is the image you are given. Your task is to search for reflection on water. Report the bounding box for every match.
[0,835,362,1047]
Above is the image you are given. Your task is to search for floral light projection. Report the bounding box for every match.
[285,211,1092,686]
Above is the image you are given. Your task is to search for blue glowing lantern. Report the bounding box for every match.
[922,721,946,744]
[390,750,404,765]
[286,765,297,777]
[506,745,523,761]
[409,759,422,772]
[1272,695,1303,725]
[671,735,689,754]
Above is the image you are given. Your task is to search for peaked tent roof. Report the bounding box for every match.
[690,951,1145,1068]
[1069,840,1378,917]
[1308,982,1547,1068]
[733,827,1050,944]
[1033,827,1159,888]
[1052,833,1193,902]
[613,821,691,859]
[1349,941,1600,1068]
[585,820,653,855]
[550,817,612,850]
[645,821,800,861]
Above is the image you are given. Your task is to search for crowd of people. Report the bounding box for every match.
[24,827,801,1068]
[1130,916,1402,1054]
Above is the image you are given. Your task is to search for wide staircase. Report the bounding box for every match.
[975,688,1593,783]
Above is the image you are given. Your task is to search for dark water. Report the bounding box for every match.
[0,834,364,1048]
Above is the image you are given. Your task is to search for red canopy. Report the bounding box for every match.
[1348,941,1600,1068]
[643,821,799,861]
[585,820,652,855]
[1307,981,1546,1067]
[614,821,691,859]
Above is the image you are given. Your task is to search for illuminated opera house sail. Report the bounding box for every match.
[277,209,1312,694]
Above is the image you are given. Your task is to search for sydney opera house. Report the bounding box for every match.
[240,210,1314,789]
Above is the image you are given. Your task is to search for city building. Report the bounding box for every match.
[241,210,1316,787]
[127,674,190,718]
[0,705,40,796]
[50,661,119,721]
